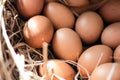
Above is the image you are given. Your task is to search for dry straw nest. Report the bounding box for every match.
[0,0,108,80]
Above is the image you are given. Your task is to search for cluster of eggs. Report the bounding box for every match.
[16,0,120,79]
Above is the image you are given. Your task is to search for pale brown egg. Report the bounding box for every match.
[39,59,76,80]
[114,45,120,62]
[23,15,54,48]
[77,45,113,78]
[65,0,89,7]
[99,0,120,23]
[75,11,103,44]
[16,0,44,18]
[43,2,75,29]
[52,28,83,61]
[90,63,120,80]
[101,22,120,49]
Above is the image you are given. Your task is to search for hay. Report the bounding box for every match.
[0,0,48,80]
[0,0,108,80]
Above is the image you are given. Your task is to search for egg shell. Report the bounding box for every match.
[39,59,76,80]
[75,11,103,44]
[16,0,44,18]
[77,45,113,78]
[101,22,120,49]
[65,0,89,7]
[114,45,120,62]
[90,63,120,80]
[43,2,75,29]
[23,15,54,48]
[52,28,83,61]
[99,0,120,23]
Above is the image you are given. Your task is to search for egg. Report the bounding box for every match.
[16,0,44,18]
[39,59,76,80]
[65,0,89,7]
[99,0,120,23]
[75,11,103,44]
[77,45,113,78]
[43,2,75,29]
[23,15,54,48]
[52,28,83,61]
[101,22,120,49]
[90,63,120,80]
[114,45,120,62]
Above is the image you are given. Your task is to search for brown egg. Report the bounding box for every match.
[99,0,120,23]
[77,45,113,78]
[90,63,120,80]
[16,0,44,18]
[43,2,75,29]
[75,11,103,44]
[39,59,76,80]
[65,0,89,7]
[52,28,83,61]
[23,15,54,48]
[114,45,120,62]
[101,22,120,49]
